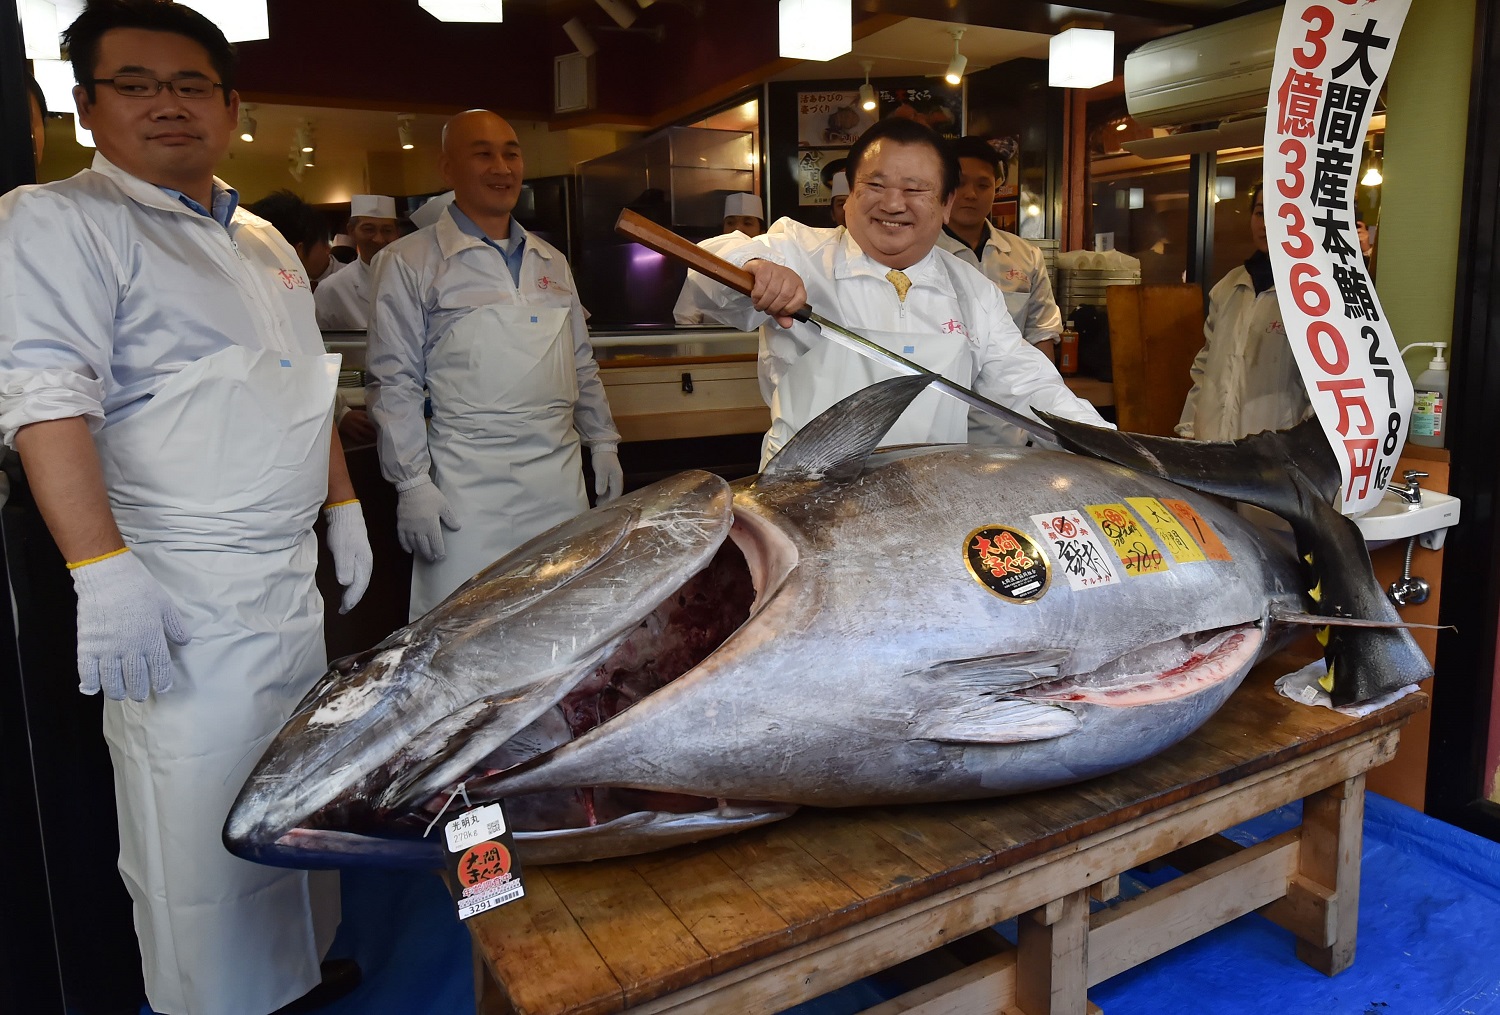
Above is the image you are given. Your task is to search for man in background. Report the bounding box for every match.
[367,109,623,620]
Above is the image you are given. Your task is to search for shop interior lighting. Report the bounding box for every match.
[73,117,94,148]
[779,0,851,62]
[296,120,315,153]
[858,60,876,112]
[21,0,61,60]
[31,58,75,116]
[1361,144,1384,187]
[636,0,656,6]
[302,146,316,169]
[417,0,503,22]
[176,0,270,41]
[238,105,257,143]
[944,29,967,86]
[1049,26,1114,89]
[563,17,598,57]
[595,0,637,28]
[398,113,416,150]
[1214,176,1236,201]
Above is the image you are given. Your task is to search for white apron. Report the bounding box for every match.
[763,326,972,467]
[94,345,342,1015]
[411,304,587,619]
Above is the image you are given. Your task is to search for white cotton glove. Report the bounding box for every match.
[70,549,190,702]
[324,500,373,614]
[396,476,460,563]
[592,448,624,503]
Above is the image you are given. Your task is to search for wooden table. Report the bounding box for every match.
[468,656,1426,1015]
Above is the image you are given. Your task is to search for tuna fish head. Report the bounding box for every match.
[225,468,796,867]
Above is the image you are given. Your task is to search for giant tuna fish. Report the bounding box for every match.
[225,375,1429,867]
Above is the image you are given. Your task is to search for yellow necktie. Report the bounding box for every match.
[886,268,912,302]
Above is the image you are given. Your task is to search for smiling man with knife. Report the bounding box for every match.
[678,118,1107,465]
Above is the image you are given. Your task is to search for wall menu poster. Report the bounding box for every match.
[797,91,877,148]
[794,148,848,207]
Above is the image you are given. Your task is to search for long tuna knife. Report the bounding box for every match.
[614,209,1057,443]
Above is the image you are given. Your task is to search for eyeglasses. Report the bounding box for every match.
[88,75,224,100]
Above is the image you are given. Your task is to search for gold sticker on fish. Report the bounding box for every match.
[1127,497,1206,563]
[1084,504,1168,576]
[1160,499,1233,562]
[964,525,1050,603]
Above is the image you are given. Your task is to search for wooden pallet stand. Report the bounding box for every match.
[469,657,1423,1015]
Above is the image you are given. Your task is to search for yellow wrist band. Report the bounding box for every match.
[324,498,360,510]
[66,546,129,570]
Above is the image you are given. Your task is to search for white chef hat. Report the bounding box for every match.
[332,233,354,249]
[724,192,764,221]
[829,172,850,198]
[408,190,455,230]
[349,194,398,219]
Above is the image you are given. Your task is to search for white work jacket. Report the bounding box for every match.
[1175,265,1313,442]
[678,219,1107,448]
[365,206,620,488]
[936,222,1062,348]
[314,255,372,330]
[0,154,325,439]
[0,154,338,1015]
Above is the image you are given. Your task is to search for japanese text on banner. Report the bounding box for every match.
[1263,0,1413,513]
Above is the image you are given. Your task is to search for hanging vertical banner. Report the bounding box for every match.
[1263,0,1412,514]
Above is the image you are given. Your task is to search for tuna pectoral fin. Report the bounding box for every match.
[912,697,1080,744]
[761,373,935,484]
[1035,414,1431,706]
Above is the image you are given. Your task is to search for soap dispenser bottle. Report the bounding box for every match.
[1407,342,1450,448]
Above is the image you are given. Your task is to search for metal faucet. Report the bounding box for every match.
[1389,469,1428,506]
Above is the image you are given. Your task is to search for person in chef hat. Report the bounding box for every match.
[316,195,399,445]
[674,192,767,324]
[829,172,850,228]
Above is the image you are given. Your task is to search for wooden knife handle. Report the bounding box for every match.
[614,208,756,299]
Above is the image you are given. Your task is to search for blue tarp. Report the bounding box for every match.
[150,793,1500,1015]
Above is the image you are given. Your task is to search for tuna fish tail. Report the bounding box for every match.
[1036,414,1432,706]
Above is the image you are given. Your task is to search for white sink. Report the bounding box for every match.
[1354,488,1461,549]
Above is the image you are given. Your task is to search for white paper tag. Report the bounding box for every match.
[1031,511,1120,590]
[444,803,507,854]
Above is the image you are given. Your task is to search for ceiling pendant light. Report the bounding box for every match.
[944,28,967,85]
[176,1,270,42]
[1049,25,1115,89]
[563,18,599,57]
[779,0,850,62]
[1361,143,1384,187]
[418,0,503,22]
[858,59,876,112]
[238,105,257,143]
[398,114,416,150]
[21,0,61,60]
[296,120,315,154]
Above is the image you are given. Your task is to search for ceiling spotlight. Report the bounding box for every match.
[238,105,257,143]
[21,0,61,60]
[417,0,502,22]
[859,59,876,112]
[944,29,967,86]
[564,17,598,57]
[302,146,316,169]
[397,113,416,150]
[1361,143,1384,187]
[595,0,636,27]
[296,120,314,153]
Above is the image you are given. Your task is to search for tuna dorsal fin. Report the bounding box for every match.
[760,373,934,484]
[1035,414,1432,706]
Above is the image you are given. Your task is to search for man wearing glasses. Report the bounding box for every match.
[0,2,367,1012]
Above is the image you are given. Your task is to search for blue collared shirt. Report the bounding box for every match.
[447,202,527,285]
[157,182,240,228]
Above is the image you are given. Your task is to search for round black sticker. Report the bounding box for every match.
[964,525,1050,603]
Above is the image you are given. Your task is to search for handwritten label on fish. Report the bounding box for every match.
[1160,500,1233,562]
[964,525,1050,603]
[1031,511,1119,590]
[1127,497,1206,564]
[1085,503,1169,576]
